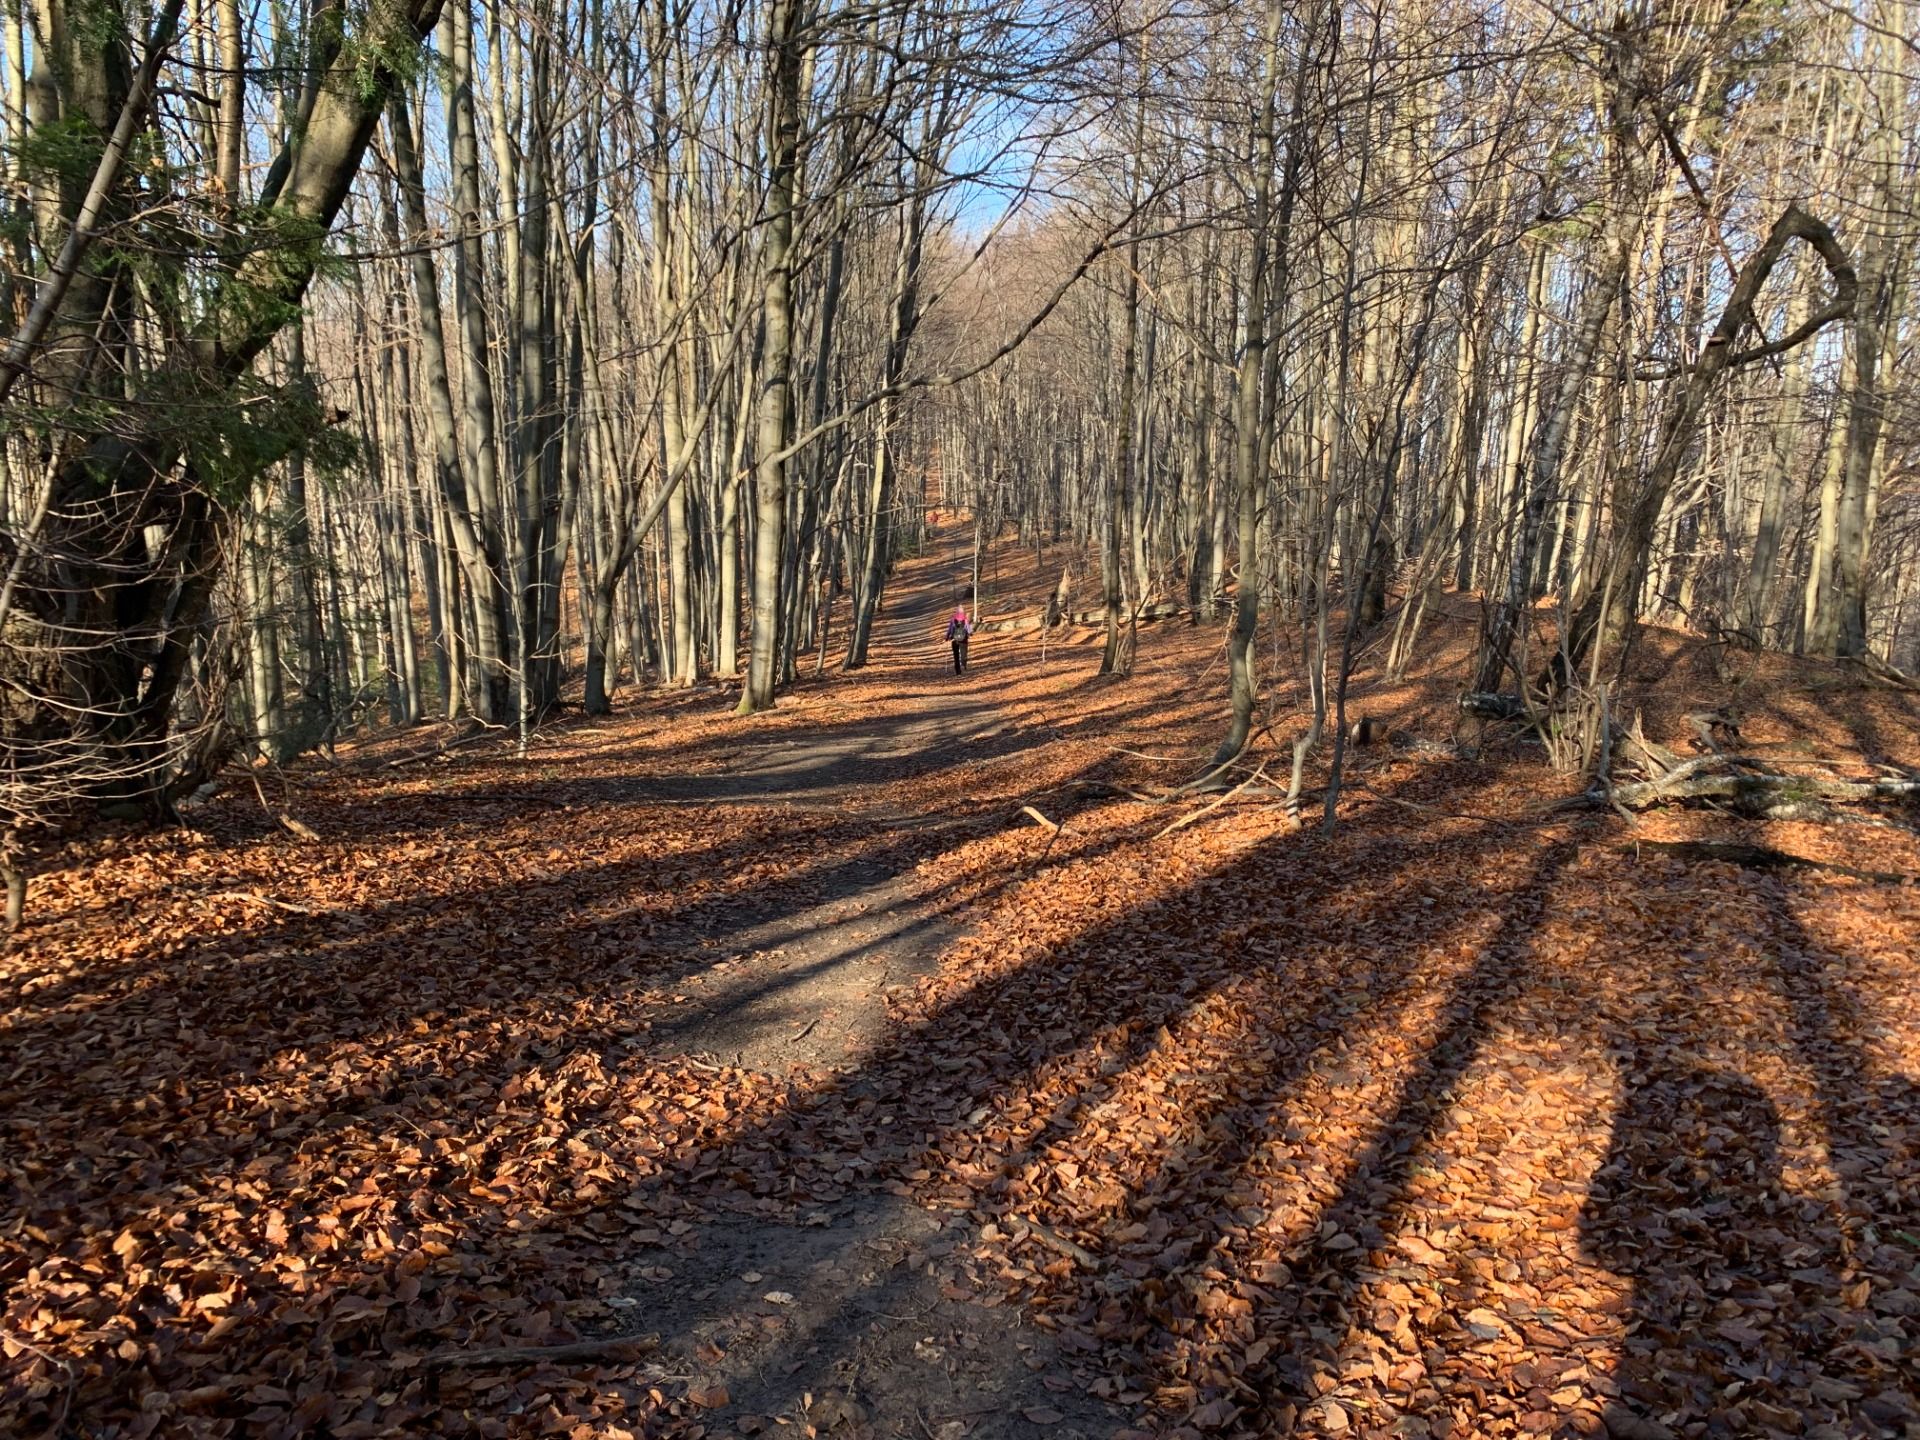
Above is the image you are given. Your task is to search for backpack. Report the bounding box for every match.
[945,616,963,641]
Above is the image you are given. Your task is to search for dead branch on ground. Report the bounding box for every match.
[1577,708,1919,824]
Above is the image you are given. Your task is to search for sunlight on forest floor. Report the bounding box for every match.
[5,531,1919,1439]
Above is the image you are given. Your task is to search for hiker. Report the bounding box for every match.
[945,603,974,674]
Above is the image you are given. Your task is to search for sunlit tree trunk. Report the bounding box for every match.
[738,0,805,715]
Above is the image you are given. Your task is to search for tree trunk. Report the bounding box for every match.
[389,87,509,722]
[737,0,804,716]
[1216,0,1300,766]
[443,0,512,721]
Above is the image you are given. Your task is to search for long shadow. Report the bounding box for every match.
[1736,870,1915,1428]
[599,767,1584,1428]
[2,713,1163,1038]
[1567,849,1920,1438]
[2,741,1526,1435]
[0,791,913,1023]
[1,714,1163,1113]
[16,807,988,1026]
[1045,837,1584,1429]
[0,803,1096,1280]
[218,634,1189,854]
[4,710,1202,1178]
[1578,1054,1798,1435]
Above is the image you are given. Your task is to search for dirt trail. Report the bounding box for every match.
[644,831,966,1071]
[635,529,993,1073]
[619,526,1118,1439]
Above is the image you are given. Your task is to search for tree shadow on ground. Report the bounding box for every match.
[599,775,1591,1436]
[1563,852,1920,1439]
[1577,1057,1797,1438]
[2,747,1536,1435]
[1094,838,1585,1432]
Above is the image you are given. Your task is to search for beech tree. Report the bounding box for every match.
[0,0,447,920]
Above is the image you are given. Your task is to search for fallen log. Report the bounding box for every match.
[1389,735,1460,760]
[1607,768,1920,813]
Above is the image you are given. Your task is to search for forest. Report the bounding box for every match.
[3,0,1920,1436]
[1,0,1915,815]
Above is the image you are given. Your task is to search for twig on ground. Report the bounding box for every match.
[1105,746,1210,764]
[1036,779,1158,804]
[1351,783,1518,828]
[377,729,495,770]
[2,1327,75,1434]
[1010,1216,1100,1269]
[1017,804,1060,831]
[212,890,316,914]
[247,771,321,842]
[1155,760,1270,840]
[1160,747,1257,801]
[1030,813,1068,869]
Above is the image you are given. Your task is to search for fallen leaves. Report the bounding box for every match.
[5,578,1920,1439]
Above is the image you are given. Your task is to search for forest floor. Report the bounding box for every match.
[6,522,1920,1440]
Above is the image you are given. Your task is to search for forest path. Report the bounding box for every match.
[634,521,1002,1074]
[13,522,1920,1440]
[615,523,1115,1438]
